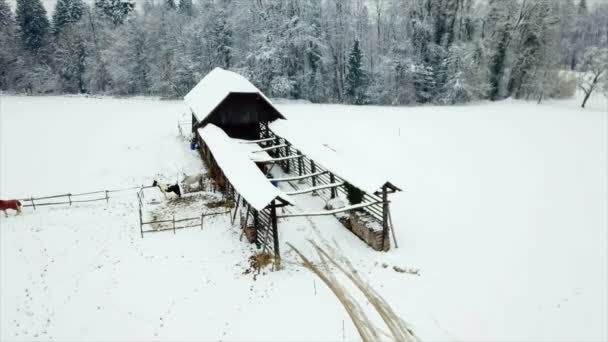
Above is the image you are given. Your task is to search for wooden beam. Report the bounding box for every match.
[252,144,288,153]
[269,171,328,182]
[255,154,304,163]
[277,201,380,218]
[239,137,276,144]
[286,182,344,196]
[270,200,281,270]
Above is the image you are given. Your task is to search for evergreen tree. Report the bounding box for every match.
[0,0,19,90]
[345,38,367,104]
[577,0,588,14]
[15,0,50,54]
[178,0,194,16]
[164,0,177,11]
[485,0,516,101]
[95,0,134,26]
[52,0,85,35]
[208,8,232,69]
[55,23,87,93]
[442,42,488,104]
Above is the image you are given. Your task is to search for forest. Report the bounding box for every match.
[0,0,607,106]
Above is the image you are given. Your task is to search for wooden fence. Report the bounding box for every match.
[18,187,140,209]
[136,187,230,238]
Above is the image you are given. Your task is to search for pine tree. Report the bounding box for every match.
[164,0,177,11]
[208,7,232,69]
[577,0,588,14]
[15,0,50,53]
[345,38,367,104]
[0,0,19,90]
[95,0,134,26]
[485,0,516,101]
[178,0,193,16]
[52,0,85,35]
[442,42,488,104]
[55,23,87,93]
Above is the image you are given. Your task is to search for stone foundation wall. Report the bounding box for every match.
[338,211,388,251]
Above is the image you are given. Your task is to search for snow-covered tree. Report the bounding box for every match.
[508,0,560,100]
[0,0,20,90]
[178,0,194,16]
[207,7,232,69]
[55,23,87,93]
[442,42,488,104]
[15,0,50,54]
[52,0,85,35]
[577,46,608,108]
[95,0,134,26]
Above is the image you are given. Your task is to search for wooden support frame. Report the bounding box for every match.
[277,201,381,218]
[269,171,328,183]
[255,154,304,163]
[270,200,281,270]
[252,144,288,153]
[239,137,276,144]
[286,182,344,196]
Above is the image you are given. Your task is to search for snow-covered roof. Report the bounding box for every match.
[270,119,396,194]
[184,67,281,123]
[198,124,293,211]
[233,138,273,163]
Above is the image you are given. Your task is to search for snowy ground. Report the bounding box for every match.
[0,93,606,341]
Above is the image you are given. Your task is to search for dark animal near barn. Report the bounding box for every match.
[0,200,22,217]
[152,180,182,198]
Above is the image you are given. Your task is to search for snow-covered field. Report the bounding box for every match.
[0,93,606,341]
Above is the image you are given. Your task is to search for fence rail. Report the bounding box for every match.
[137,186,230,237]
[16,186,141,209]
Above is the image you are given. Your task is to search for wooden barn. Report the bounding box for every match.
[184,68,401,269]
[184,67,285,140]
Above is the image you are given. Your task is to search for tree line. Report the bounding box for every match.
[0,0,606,106]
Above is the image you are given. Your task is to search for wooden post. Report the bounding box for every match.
[172,215,176,234]
[311,161,317,194]
[231,194,241,225]
[30,197,36,210]
[139,200,143,238]
[274,137,280,158]
[330,173,336,199]
[381,185,390,251]
[270,201,281,270]
[201,214,204,230]
[68,194,72,206]
[285,143,291,173]
[298,152,303,176]
[105,190,109,203]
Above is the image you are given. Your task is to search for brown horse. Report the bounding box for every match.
[0,200,22,217]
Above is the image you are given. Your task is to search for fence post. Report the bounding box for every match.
[30,197,36,210]
[330,173,336,199]
[201,214,204,230]
[139,200,143,239]
[298,152,303,176]
[68,194,72,206]
[105,190,109,203]
[172,215,176,234]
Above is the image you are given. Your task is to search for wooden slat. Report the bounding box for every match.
[252,144,288,153]
[255,154,304,163]
[238,137,276,144]
[277,201,380,218]
[286,182,344,196]
[269,171,328,182]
